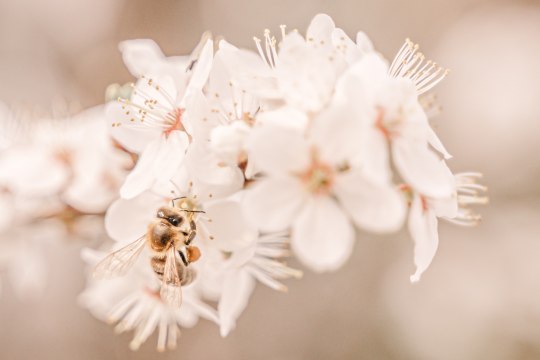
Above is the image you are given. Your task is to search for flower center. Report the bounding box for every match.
[299,155,334,195]
[375,107,401,140]
[163,108,185,138]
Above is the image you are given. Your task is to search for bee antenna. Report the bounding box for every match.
[182,210,205,214]
[171,196,187,207]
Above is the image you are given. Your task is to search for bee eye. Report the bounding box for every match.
[168,217,183,226]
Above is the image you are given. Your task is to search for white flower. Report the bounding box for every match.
[107,38,214,199]
[243,114,406,272]
[342,51,454,198]
[80,249,218,351]
[406,170,488,282]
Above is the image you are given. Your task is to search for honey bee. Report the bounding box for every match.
[94,197,204,307]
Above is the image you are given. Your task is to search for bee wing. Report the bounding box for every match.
[93,235,147,279]
[159,246,183,308]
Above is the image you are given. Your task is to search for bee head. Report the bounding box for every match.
[156,206,185,227]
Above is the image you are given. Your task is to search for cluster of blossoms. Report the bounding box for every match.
[79,14,487,350]
[0,104,129,298]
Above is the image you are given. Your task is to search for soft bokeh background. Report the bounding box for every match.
[1,0,540,359]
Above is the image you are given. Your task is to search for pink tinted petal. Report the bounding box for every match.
[392,140,454,199]
[246,125,310,175]
[334,170,406,233]
[408,195,439,283]
[205,200,258,252]
[105,192,164,242]
[291,196,355,272]
[242,177,307,232]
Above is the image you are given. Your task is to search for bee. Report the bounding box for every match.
[94,197,204,307]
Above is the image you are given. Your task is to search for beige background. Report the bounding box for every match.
[1,0,540,359]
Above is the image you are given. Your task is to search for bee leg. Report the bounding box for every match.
[178,249,189,267]
[186,229,196,246]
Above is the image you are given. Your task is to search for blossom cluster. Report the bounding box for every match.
[0,104,129,298]
[79,14,487,350]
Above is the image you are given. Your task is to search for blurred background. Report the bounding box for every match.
[1,0,540,359]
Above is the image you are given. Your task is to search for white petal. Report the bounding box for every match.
[362,128,392,183]
[392,140,454,198]
[408,195,439,282]
[242,177,307,232]
[131,74,178,111]
[291,196,355,272]
[204,200,258,252]
[256,107,308,132]
[183,39,213,103]
[105,192,164,242]
[186,140,245,197]
[356,32,374,53]
[218,269,256,337]
[306,14,336,50]
[120,132,189,199]
[309,101,366,165]
[332,28,362,64]
[428,126,452,159]
[119,39,165,78]
[105,101,161,153]
[246,125,310,175]
[276,34,338,112]
[334,170,406,233]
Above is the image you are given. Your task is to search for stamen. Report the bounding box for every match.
[390,39,449,95]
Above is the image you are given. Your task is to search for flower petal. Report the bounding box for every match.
[291,196,355,272]
[204,199,258,252]
[119,39,165,78]
[256,106,308,132]
[392,140,454,199]
[105,192,164,242]
[182,39,213,104]
[218,269,256,337]
[120,132,189,199]
[306,13,336,51]
[334,169,406,233]
[242,177,307,232]
[246,125,310,176]
[428,126,452,159]
[408,195,439,283]
[105,101,161,153]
